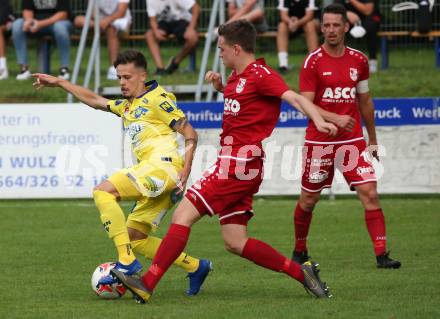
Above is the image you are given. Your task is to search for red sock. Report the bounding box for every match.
[142,223,190,291]
[294,203,313,252]
[365,208,387,256]
[241,238,304,283]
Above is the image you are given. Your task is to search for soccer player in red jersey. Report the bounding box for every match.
[112,20,338,303]
[291,3,401,269]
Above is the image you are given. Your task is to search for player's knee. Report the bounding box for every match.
[300,193,320,211]
[172,205,188,224]
[93,179,120,197]
[223,240,242,255]
[128,227,147,241]
[171,198,200,226]
[364,189,379,206]
[222,237,246,255]
[302,201,316,212]
[93,180,111,192]
[361,189,380,206]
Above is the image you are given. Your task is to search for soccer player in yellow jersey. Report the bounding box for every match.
[32,50,212,296]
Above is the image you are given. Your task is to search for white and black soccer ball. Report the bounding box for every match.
[91,262,126,299]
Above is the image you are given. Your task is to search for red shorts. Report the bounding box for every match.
[301,139,377,192]
[186,157,264,225]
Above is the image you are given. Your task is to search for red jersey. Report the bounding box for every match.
[220,58,289,159]
[300,46,369,143]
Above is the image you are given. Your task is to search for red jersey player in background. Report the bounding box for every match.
[112,20,338,303]
[291,3,401,269]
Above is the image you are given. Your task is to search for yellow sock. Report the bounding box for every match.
[93,190,135,265]
[131,236,199,272]
[114,240,136,265]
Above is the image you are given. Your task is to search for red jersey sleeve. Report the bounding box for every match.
[299,59,318,93]
[360,56,370,81]
[254,66,290,97]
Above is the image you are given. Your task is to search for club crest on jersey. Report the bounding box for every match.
[134,106,149,118]
[236,78,246,93]
[349,68,358,81]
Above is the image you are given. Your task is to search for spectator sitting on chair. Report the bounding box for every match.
[276,0,319,73]
[338,0,380,73]
[74,0,131,80]
[145,0,200,75]
[12,0,72,80]
[0,0,14,80]
[226,0,268,33]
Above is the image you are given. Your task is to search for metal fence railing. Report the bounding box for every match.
[9,0,440,41]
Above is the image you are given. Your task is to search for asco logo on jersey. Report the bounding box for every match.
[224,98,241,114]
[322,87,356,100]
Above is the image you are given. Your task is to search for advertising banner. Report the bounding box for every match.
[179,98,440,195]
[1,98,439,198]
[181,97,440,128]
[0,104,122,198]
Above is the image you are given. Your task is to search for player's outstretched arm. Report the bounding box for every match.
[282,90,338,136]
[301,91,355,132]
[32,73,109,111]
[171,118,198,193]
[205,71,224,92]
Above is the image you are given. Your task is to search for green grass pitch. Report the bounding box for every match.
[0,197,439,319]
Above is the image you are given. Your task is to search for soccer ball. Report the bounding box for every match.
[91,262,126,299]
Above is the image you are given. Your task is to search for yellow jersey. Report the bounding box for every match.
[107,80,185,162]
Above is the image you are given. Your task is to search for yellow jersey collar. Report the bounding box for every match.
[136,80,159,99]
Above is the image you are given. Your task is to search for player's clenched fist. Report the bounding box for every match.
[335,115,356,132]
[316,122,338,137]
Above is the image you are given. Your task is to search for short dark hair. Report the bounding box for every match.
[114,50,147,70]
[322,3,349,23]
[218,20,256,53]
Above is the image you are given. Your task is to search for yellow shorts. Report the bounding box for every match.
[108,158,183,235]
